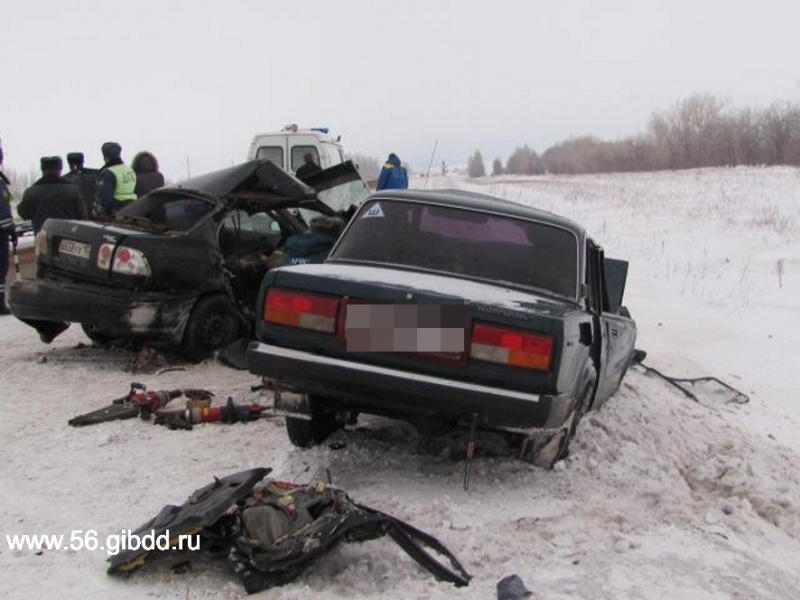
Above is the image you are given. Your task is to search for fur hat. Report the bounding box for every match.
[40,155,63,171]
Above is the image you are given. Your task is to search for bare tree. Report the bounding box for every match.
[505,145,544,175]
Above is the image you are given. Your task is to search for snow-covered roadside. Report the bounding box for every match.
[1,167,798,599]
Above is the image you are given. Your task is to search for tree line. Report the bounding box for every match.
[467,94,800,177]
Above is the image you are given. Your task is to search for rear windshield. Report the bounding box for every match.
[117,192,214,232]
[330,200,579,298]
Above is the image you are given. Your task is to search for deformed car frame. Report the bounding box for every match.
[247,189,637,466]
[8,160,369,361]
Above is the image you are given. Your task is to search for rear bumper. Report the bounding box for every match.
[8,278,196,341]
[247,342,574,430]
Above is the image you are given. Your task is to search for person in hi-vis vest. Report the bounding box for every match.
[95,141,137,216]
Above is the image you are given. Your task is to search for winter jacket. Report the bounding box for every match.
[0,174,13,237]
[278,232,336,266]
[17,174,87,234]
[295,160,322,181]
[63,168,98,217]
[96,158,137,214]
[131,151,165,197]
[376,153,409,191]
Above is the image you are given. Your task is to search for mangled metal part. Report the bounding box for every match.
[108,467,471,593]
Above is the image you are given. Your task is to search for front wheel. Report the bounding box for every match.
[181,295,240,363]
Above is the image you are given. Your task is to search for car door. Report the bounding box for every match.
[589,242,636,403]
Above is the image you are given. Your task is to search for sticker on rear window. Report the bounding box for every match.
[362,203,384,218]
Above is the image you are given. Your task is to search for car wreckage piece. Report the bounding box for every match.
[108,467,471,594]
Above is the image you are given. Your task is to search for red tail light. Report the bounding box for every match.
[264,289,339,333]
[470,322,553,371]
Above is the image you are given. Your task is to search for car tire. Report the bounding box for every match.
[285,394,340,448]
[81,322,116,345]
[181,295,239,363]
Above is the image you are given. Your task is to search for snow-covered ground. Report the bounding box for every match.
[1,167,798,599]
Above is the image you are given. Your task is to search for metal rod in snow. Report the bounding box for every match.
[423,140,438,190]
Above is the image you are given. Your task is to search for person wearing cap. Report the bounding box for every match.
[63,152,98,217]
[277,215,344,266]
[0,140,15,314]
[95,141,137,215]
[17,156,87,234]
[294,152,322,181]
[376,152,409,191]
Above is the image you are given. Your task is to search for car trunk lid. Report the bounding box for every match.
[260,264,575,393]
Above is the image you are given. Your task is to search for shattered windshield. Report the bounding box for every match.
[330,200,579,298]
[117,192,214,232]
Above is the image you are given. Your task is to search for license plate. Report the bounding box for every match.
[59,239,91,260]
[345,303,467,353]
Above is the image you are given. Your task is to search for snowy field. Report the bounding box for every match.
[1,167,799,599]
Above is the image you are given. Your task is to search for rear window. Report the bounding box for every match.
[290,145,320,171]
[118,192,213,232]
[255,146,284,169]
[330,200,579,298]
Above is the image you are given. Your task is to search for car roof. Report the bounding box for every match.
[172,159,316,200]
[369,188,587,238]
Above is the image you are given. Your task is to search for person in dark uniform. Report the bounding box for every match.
[278,215,344,266]
[0,140,15,315]
[64,152,98,217]
[95,141,137,215]
[131,151,165,197]
[17,156,87,234]
[294,152,322,181]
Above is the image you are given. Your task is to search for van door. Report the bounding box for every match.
[252,134,288,170]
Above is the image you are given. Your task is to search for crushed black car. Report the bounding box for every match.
[247,189,637,466]
[8,160,369,361]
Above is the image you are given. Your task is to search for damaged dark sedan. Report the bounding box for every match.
[247,189,637,466]
[8,160,368,361]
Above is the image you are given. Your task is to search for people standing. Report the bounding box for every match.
[131,151,165,197]
[17,156,87,234]
[376,152,409,191]
[0,140,15,315]
[294,152,322,181]
[95,141,137,215]
[64,152,98,217]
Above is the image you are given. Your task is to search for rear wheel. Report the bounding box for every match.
[520,381,595,469]
[81,322,116,345]
[181,295,239,363]
[284,394,341,448]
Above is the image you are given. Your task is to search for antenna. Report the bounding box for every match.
[423,139,438,190]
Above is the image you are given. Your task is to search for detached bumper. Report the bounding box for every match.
[247,342,573,430]
[8,278,196,341]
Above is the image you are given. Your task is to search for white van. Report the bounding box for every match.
[246,124,345,174]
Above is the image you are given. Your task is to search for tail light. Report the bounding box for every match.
[264,289,339,333]
[470,322,553,371]
[97,243,151,276]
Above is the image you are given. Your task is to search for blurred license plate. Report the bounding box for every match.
[345,303,467,353]
[59,239,91,260]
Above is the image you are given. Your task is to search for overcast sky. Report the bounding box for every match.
[2,0,798,179]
